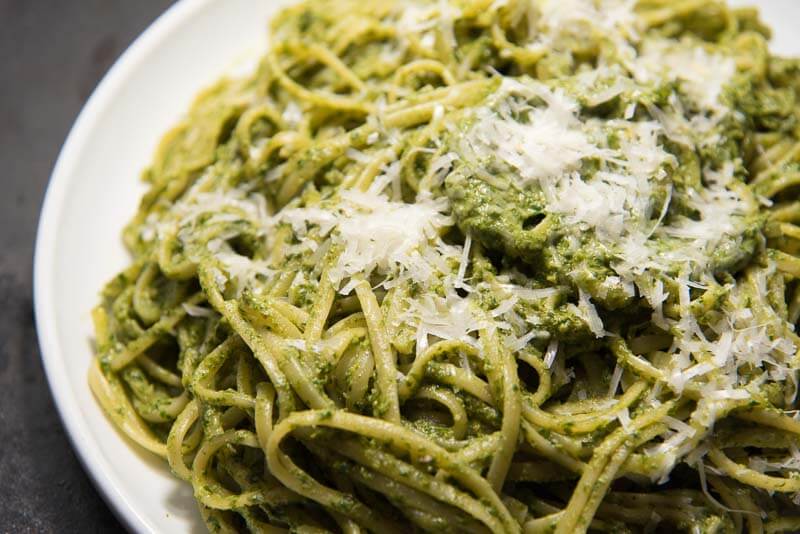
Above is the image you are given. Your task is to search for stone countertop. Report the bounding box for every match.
[0,2,173,531]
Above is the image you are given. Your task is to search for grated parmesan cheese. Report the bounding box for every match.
[544,339,559,369]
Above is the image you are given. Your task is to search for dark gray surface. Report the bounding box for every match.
[0,1,174,532]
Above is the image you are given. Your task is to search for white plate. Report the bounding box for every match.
[33,1,800,532]
[33,0,294,532]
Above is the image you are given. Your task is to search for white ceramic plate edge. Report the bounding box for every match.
[34,1,223,531]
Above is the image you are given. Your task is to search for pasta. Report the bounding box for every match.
[89,0,800,532]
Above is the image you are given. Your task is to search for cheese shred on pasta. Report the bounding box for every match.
[90,1,800,532]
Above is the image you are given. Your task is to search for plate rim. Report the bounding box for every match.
[33,0,214,531]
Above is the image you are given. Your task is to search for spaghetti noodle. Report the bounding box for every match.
[90,0,800,531]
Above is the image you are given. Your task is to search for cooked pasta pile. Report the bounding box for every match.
[90,0,800,532]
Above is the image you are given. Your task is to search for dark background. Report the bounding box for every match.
[0,2,174,531]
